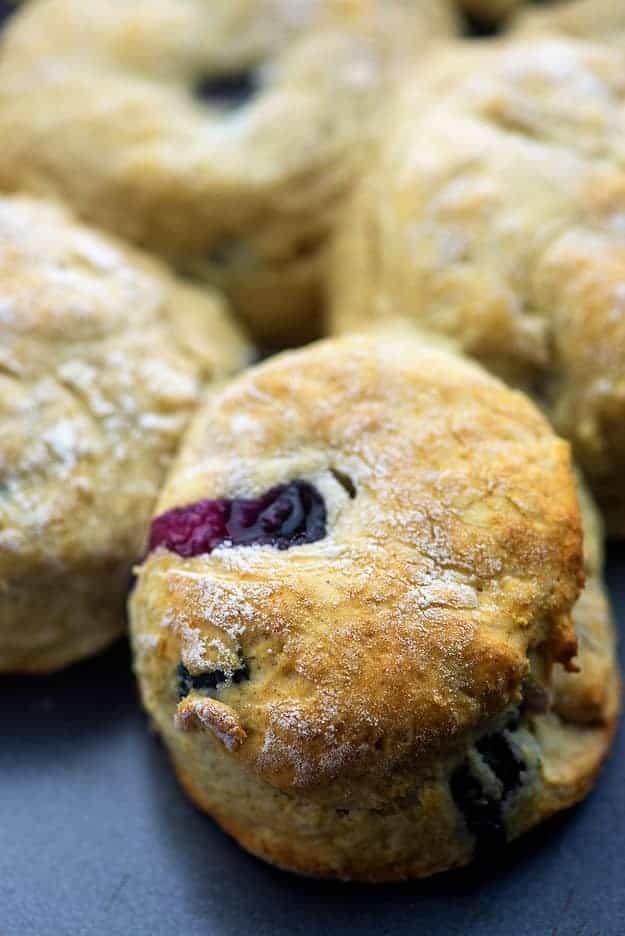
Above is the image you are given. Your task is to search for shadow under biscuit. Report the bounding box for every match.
[0,638,138,754]
[606,541,625,625]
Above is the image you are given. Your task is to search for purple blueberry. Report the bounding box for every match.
[194,71,258,110]
[476,732,525,797]
[149,481,327,558]
[177,659,249,700]
[450,762,507,856]
[451,731,527,856]
[0,2,15,28]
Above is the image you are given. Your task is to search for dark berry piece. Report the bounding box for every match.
[149,481,327,558]
[504,707,521,732]
[450,762,507,857]
[194,71,258,110]
[476,732,525,797]
[177,658,249,700]
[451,731,528,856]
[522,678,551,715]
[0,2,15,29]
[149,498,229,558]
[463,11,498,38]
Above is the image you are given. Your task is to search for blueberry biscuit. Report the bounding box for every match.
[0,0,457,349]
[331,38,625,535]
[130,333,618,880]
[0,195,249,673]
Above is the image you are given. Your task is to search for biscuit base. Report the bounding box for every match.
[167,703,617,882]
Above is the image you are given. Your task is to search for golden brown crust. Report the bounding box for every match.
[0,195,249,672]
[553,481,620,726]
[330,37,625,535]
[127,334,620,880]
[174,766,472,882]
[162,595,620,883]
[132,334,582,797]
[0,0,457,347]
[175,707,618,882]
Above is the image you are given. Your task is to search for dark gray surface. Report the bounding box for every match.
[1,544,624,936]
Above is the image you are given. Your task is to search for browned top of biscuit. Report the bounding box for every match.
[0,0,456,269]
[132,334,583,798]
[0,195,248,579]
[330,38,625,509]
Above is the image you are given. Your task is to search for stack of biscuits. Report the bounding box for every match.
[0,0,621,881]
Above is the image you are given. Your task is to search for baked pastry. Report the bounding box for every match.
[330,38,625,535]
[513,0,625,50]
[130,333,617,880]
[0,0,457,349]
[0,195,249,673]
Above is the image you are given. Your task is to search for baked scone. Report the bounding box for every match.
[330,38,625,535]
[0,0,457,349]
[513,0,625,50]
[130,333,617,881]
[0,195,249,673]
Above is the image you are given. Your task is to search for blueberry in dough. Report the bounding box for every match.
[149,481,327,557]
[177,659,250,700]
[450,761,507,856]
[194,71,259,110]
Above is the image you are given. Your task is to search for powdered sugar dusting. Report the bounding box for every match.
[0,195,246,585]
[135,332,581,788]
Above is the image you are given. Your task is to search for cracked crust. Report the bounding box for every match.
[330,37,625,535]
[0,0,457,348]
[126,333,618,880]
[0,195,249,673]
